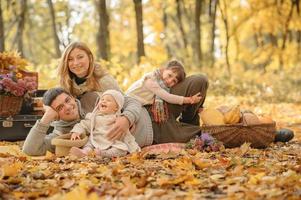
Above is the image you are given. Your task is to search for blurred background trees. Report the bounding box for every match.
[0,0,300,103]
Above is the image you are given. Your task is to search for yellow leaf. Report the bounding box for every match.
[191,158,211,169]
[210,174,225,181]
[0,145,26,157]
[119,177,140,196]
[62,179,75,189]
[248,172,266,185]
[0,161,23,178]
[238,142,251,156]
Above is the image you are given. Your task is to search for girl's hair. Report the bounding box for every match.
[58,41,107,96]
[164,59,186,82]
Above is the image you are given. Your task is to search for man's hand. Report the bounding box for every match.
[40,105,59,125]
[106,116,130,141]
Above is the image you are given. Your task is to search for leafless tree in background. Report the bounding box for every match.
[133,0,145,63]
[96,0,110,60]
[47,0,61,58]
[194,0,202,67]
[0,0,5,52]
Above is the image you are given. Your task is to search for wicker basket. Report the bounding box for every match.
[0,95,23,117]
[201,122,276,148]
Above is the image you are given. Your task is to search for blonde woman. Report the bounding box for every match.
[58,41,120,99]
[57,42,153,149]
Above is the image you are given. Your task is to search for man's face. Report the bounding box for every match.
[51,93,79,121]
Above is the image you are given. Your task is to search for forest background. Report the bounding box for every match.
[0,0,301,104]
[1,1,301,198]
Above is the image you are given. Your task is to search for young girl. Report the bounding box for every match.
[126,60,202,123]
[69,90,140,158]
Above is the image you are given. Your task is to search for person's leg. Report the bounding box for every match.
[96,147,127,158]
[152,119,201,144]
[169,74,209,125]
[69,146,92,158]
[149,74,208,144]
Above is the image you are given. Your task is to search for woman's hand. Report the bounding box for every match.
[70,132,81,140]
[40,105,59,125]
[106,116,130,141]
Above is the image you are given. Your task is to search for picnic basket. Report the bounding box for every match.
[201,122,276,148]
[0,68,38,117]
[0,95,23,117]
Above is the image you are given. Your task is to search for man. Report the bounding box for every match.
[22,88,153,156]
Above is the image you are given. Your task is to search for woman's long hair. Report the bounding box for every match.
[58,41,107,96]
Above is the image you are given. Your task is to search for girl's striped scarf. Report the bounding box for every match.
[151,69,170,123]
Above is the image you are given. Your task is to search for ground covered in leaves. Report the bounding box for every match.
[0,97,301,199]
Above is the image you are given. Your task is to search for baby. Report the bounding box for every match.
[69,89,140,158]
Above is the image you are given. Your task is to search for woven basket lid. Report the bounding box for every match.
[51,133,88,147]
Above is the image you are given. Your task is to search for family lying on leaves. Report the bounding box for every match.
[22,42,294,158]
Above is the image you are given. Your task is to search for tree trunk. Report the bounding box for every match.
[0,0,4,52]
[209,0,218,67]
[133,0,145,64]
[16,0,27,56]
[269,33,278,46]
[280,0,294,70]
[281,1,294,50]
[194,0,202,67]
[47,0,61,58]
[219,0,231,76]
[162,3,172,58]
[176,0,188,48]
[96,0,110,61]
[297,30,301,56]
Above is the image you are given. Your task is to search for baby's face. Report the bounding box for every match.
[98,94,118,114]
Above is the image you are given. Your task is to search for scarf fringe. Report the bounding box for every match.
[151,99,169,123]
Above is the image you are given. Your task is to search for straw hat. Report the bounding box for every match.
[51,133,88,157]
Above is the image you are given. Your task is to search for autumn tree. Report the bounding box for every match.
[209,0,218,67]
[0,0,4,52]
[176,0,188,49]
[96,0,110,60]
[47,0,61,58]
[218,0,231,76]
[162,2,172,58]
[194,0,202,67]
[133,0,145,63]
[16,0,27,56]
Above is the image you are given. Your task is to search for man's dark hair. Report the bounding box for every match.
[42,87,70,106]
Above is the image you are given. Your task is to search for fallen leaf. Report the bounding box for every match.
[119,177,140,196]
[0,161,23,178]
[62,179,75,189]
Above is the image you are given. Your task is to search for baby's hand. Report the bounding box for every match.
[190,92,202,104]
[70,132,81,140]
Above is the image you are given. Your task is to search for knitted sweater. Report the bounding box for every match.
[126,71,184,105]
[72,74,121,97]
[71,112,140,153]
[22,75,153,156]
[22,100,85,156]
